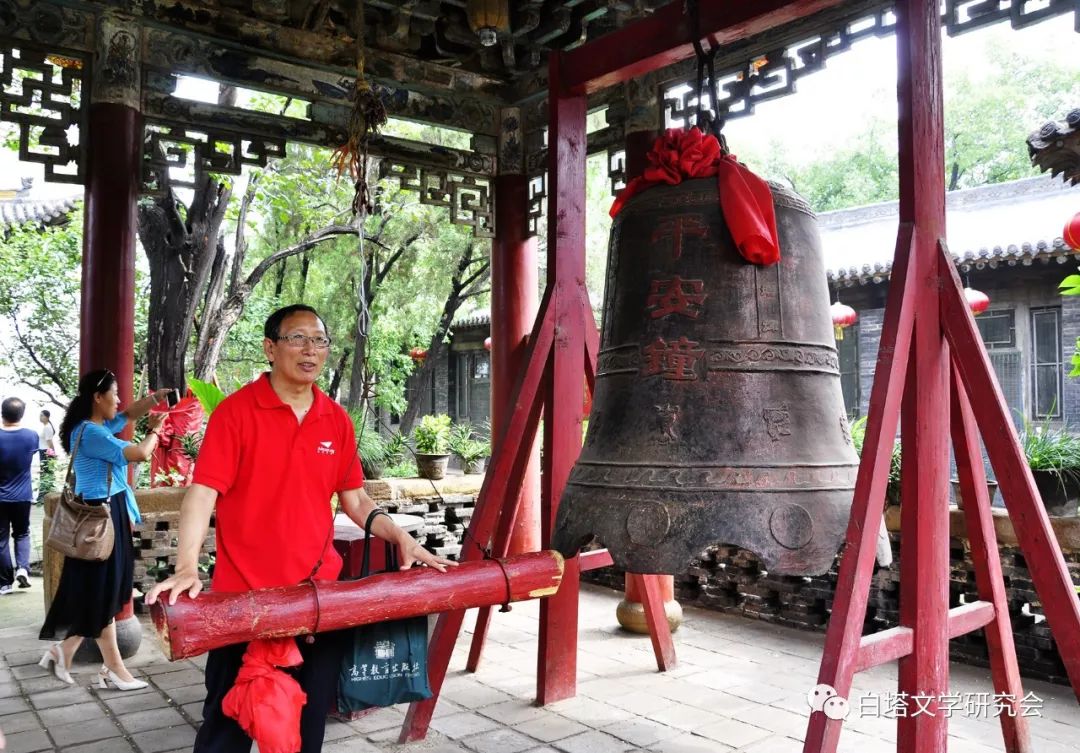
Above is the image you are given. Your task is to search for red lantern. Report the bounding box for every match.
[409,347,428,362]
[963,287,990,316]
[483,336,492,351]
[830,301,857,341]
[1065,211,1080,250]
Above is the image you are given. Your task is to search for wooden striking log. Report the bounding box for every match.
[150,551,565,661]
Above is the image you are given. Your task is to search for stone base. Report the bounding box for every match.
[616,597,683,635]
[72,614,142,662]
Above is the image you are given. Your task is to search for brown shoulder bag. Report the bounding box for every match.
[45,425,116,561]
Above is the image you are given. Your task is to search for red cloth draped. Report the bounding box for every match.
[610,127,780,266]
[222,638,307,753]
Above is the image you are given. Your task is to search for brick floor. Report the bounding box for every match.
[2,577,1079,752]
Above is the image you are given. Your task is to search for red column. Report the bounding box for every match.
[492,173,541,554]
[80,102,140,428]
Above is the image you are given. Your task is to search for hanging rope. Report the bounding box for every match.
[330,2,387,217]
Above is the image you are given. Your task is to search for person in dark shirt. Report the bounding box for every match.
[0,396,39,595]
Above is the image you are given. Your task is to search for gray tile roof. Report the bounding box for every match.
[0,196,80,228]
[822,176,1079,286]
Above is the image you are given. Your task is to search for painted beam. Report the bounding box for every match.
[142,91,496,175]
[136,0,508,99]
[941,241,1080,702]
[399,291,556,742]
[141,27,501,135]
[558,0,849,95]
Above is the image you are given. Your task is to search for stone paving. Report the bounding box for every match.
[2,576,1079,753]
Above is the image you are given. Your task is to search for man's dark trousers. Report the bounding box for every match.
[0,501,31,588]
[193,629,347,753]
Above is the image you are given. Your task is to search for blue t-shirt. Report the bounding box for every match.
[0,427,39,502]
[70,416,141,523]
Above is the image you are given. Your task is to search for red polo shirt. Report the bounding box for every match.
[192,374,364,592]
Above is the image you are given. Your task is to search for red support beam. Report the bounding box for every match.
[854,602,995,673]
[804,224,916,753]
[81,102,140,433]
[559,0,847,95]
[538,52,588,705]
[950,366,1031,751]
[150,551,565,661]
[400,293,555,742]
[629,574,678,671]
[941,244,1080,701]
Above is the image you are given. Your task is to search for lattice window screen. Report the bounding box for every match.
[988,351,1023,428]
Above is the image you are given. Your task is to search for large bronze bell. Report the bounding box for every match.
[552,178,858,576]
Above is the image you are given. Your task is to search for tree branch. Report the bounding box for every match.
[243,225,358,290]
[11,319,71,396]
[374,232,422,288]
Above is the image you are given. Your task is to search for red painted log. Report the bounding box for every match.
[150,551,565,661]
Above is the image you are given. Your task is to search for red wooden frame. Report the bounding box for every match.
[404,0,1080,747]
[803,3,1080,751]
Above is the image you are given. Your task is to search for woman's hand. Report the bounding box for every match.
[152,388,176,404]
[147,412,166,433]
[146,566,203,606]
[396,531,459,573]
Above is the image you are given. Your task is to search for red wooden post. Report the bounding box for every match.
[150,551,565,660]
[949,368,1031,752]
[894,2,951,748]
[537,51,587,705]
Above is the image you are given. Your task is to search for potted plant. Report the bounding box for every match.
[413,414,452,480]
[449,421,491,475]
[1019,420,1080,517]
[357,427,391,480]
[849,416,902,504]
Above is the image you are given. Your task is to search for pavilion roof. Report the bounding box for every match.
[0,196,80,229]
[1028,108,1080,187]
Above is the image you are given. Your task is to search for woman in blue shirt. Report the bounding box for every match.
[39,369,172,690]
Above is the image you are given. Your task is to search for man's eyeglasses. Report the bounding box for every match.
[276,334,332,350]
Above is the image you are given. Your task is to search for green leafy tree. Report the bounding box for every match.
[0,208,149,405]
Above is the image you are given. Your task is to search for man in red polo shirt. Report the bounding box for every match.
[147,304,455,753]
